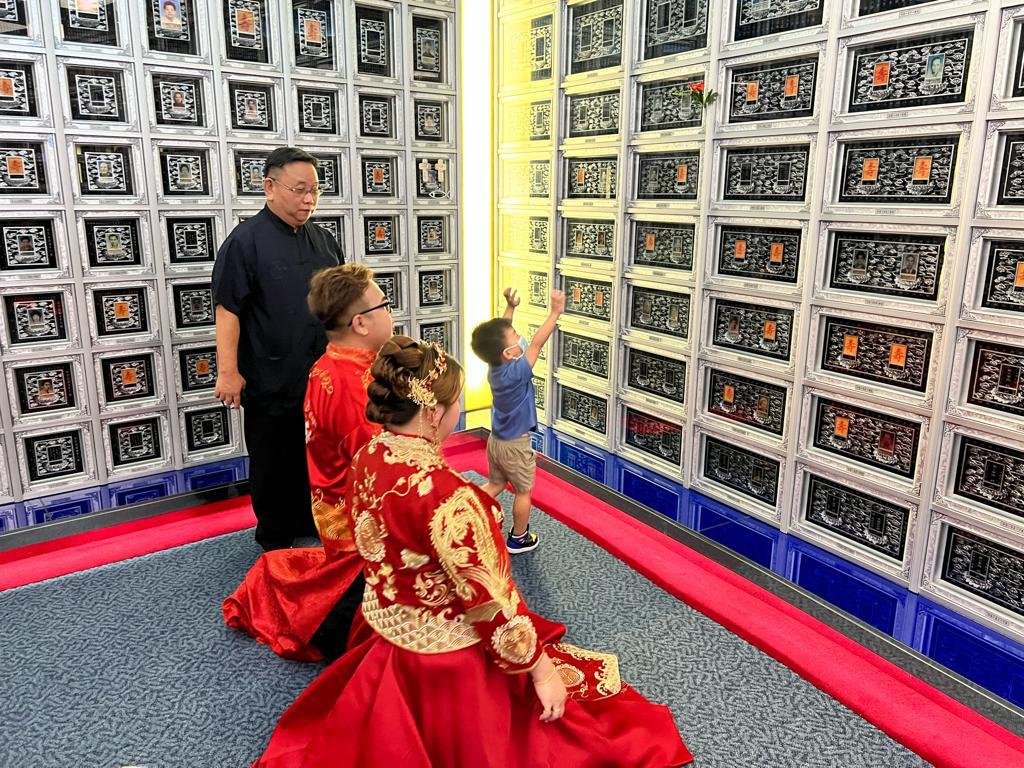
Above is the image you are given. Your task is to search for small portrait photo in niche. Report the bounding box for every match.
[417,216,446,253]
[166,218,215,265]
[15,362,77,415]
[298,89,338,134]
[154,77,203,127]
[109,417,163,467]
[230,83,274,131]
[68,67,125,122]
[0,62,37,118]
[355,5,392,78]
[91,286,149,338]
[1,220,57,272]
[61,0,119,47]
[184,406,231,452]
[924,53,945,86]
[85,219,142,269]
[4,292,67,346]
[172,283,214,330]
[179,345,218,393]
[364,216,398,255]
[412,16,444,82]
[25,430,85,483]
[361,156,397,197]
[76,147,133,196]
[224,0,268,62]
[413,100,445,142]
[100,352,156,404]
[147,0,197,54]
[159,148,209,197]
[235,154,268,196]
[0,143,47,195]
[358,93,395,139]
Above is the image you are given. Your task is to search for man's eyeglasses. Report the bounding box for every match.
[267,176,322,198]
[347,299,392,327]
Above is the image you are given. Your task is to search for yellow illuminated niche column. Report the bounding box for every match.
[459,0,495,412]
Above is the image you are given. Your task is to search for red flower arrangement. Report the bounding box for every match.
[689,80,718,109]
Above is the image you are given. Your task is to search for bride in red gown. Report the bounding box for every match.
[253,337,693,767]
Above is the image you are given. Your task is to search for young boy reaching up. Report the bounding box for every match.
[470,286,565,553]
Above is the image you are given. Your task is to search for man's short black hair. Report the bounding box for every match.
[264,147,318,177]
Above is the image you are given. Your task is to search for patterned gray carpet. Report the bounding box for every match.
[0,487,931,768]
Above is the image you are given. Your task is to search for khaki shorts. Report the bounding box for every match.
[486,433,536,493]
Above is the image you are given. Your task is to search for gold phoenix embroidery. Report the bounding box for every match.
[491,615,538,666]
[354,510,387,562]
[362,585,479,654]
[309,366,334,395]
[552,643,622,698]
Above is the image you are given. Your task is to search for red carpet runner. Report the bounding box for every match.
[2,433,1022,767]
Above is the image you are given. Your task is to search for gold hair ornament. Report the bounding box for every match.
[407,342,448,408]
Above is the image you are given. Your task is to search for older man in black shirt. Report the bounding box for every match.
[213,147,342,551]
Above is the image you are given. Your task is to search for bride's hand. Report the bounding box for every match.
[531,657,568,722]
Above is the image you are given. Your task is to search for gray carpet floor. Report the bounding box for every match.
[0,486,931,768]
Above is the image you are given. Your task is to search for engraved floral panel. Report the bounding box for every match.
[828,231,944,301]
[812,397,920,478]
[805,473,910,561]
[703,435,780,506]
[820,317,933,392]
[712,299,794,362]
[706,368,786,436]
[717,225,800,283]
[728,56,817,123]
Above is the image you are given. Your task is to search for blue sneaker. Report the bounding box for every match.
[506,527,539,554]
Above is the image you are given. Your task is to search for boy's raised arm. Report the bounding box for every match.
[525,290,565,367]
[502,287,519,321]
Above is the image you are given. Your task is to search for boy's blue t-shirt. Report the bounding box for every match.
[488,355,536,440]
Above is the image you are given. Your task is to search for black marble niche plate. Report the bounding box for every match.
[0,1,29,38]
[529,15,553,81]
[229,81,275,132]
[639,76,704,133]
[624,406,683,465]
[706,367,786,436]
[828,231,944,301]
[100,352,158,405]
[630,287,689,339]
[60,0,118,47]
[559,384,608,434]
[837,135,959,205]
[805,473,910,561]
[171,282,214,330]
[159,147,210,197]
[179,345,217,394]
[184,406,232,453]
[847,30,973,114]
[411,15,444,83]
[358,93,395,139]
[223,0,270,64]
[414,99,446,143]
[642,0,709,60]
[293,1,334,70]
[722,144,809,202]
[636,151,699,201]
[4,291,67,346]
[567,90,619,138]
[859,0,937,16]
[109,416,164,467]
[74,143,134,197]
[355,5,393,78]
[820,316,933,392]
[15,360,77,416]
[564,218,615,261]
[146,0,199,56]
[91,286,150,338]
[633,221,694,271]
[569,0,623,75]
[954,436,1024,518]
[166,217,215,266]
[298,88,338,135]
[712,299,794,361]
[85,218,142,269]
[565,157,617,200]
[418,320,451,350]
[364,216,398,255]
[703,434,780,506]
[942,527,1024,618]
[733,0,824,43]
[559,331,610,379]
[0,218,57,272]
[718,225,800,283]
[967,340,1024,419]
[997,133,1024,207]
[67,64,127,123]
[153,74,205,128]
[417,216,447,254]
[728,55,817,123]
[564,276,612,321]
[627,348,686,405]
[0,60,37,118]
[310,215,342,248]
[812,396,920,478]
[981,240,1024,314]
[25,429,84,482]
[0,141,48,196]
